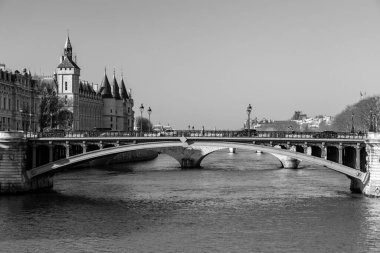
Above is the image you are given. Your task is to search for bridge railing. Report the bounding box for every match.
[25,130,368,139]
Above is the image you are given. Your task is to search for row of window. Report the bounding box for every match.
[0,117,11,131]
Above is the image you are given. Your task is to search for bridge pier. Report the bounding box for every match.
[0,131,53,194]
[272,145,300,169]
[362,133,380,197]
[160,145,226,169]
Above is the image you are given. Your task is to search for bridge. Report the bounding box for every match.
[1,130,380,197]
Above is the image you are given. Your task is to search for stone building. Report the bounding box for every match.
[0,36,135,132]
[0,66,40,131]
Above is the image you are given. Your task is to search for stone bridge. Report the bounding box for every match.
[1,130,380,197]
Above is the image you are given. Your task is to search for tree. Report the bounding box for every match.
[57,110,73,130]
[331,96,380,132]
[38,86,64,130]
[135,116,152,132]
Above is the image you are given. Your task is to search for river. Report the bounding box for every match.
[1,150,380,252]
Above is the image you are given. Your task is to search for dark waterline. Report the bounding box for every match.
[1,150,380,253]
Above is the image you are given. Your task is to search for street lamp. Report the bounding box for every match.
[50,112,53,129]
[246,104,252,134]
[147,107,152,132]
[139,104,144,134]
[350,113,355,133]
[29,112,32,132]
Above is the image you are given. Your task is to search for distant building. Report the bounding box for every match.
[291,111,307,121]
[0,67,40,131]
[55,36,134,131]
[0,36,135,132]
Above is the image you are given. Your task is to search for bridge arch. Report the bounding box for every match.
[343,146,356,168]
[53,144,66,161]
[28,141,367,183]
[310,145,322,157]
[326,146,339,163]
[293,145,304,153]
[36,145,49,166]
[87,144,100,152]
[70,144,83,156]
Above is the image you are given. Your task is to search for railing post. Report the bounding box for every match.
[48,141,53,163]
[321,142,327,159]
[65,141,70,158]
[81,141,87,154]
[32,143,36,168]
[303,142,308,154]
[356,143,361,170]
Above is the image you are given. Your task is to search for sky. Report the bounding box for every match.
[1,0,380,129]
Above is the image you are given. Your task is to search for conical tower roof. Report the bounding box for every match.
[112,71,121,100]
[99,69,113,98]
[64,36,72,49]
[120,76,129,100]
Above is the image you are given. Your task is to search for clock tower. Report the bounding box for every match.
[56,36,81,130]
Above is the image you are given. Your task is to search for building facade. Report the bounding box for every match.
[0,36,135,132]
[0,65,40,131]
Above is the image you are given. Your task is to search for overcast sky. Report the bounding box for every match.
[1,0,380,129]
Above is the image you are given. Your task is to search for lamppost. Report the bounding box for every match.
[351,112,355,133]
[246,104,252,134]
[50,112,53,129]
[29,112,32,132]
[139,104,144,134]
[147,107,152,132]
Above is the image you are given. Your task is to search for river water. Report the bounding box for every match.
[1,150,380,252]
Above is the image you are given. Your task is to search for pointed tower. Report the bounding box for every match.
[120,76,129,100]
[64,36,73,60]
[119,75,134,131]
[56,35,81,130]
[101,68,116,130]
[112,70,121,100]
[99,68,112,98]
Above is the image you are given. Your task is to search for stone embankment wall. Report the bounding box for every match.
[0,132,52,194]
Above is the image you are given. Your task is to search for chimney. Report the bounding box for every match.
[60,56,64,63]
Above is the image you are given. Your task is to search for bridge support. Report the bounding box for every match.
[160,145,226,169]
[271,153,300,169]
[0,132,53,194]
[361,133,380,197]
[272,145,300,169]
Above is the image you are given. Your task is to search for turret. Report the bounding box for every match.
[99,68,112,98]
[112,70,121,100]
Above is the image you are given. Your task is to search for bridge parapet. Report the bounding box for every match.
[25,130,367,140]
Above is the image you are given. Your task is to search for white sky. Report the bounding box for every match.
[1,0,380,129]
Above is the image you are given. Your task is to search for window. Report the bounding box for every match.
[65,82,68,90]
[110,109,112,113]
[110,117,113,122]
[8,98,10,110]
